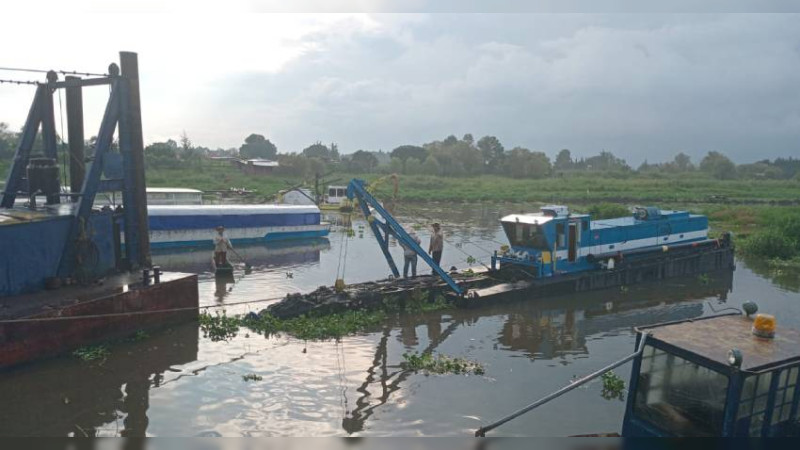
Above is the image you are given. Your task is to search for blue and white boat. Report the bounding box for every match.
[148,204,330,249]
[495,205,710,277]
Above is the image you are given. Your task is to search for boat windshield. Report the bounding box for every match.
[502,221,549,250]
[633,344,729,436]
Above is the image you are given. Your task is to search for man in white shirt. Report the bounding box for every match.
[399,230,422,278]
[213,226,233,266]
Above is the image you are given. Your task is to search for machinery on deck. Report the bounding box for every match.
[345,178,464,295]
[0,52,151,296]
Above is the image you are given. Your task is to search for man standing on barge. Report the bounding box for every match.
[214,226,233,266]
[429,222,444,273]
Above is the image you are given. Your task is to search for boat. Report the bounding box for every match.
[147,204,330,249]
[493,205,711,277]
[319,185,354,212]
[477,307,800,437]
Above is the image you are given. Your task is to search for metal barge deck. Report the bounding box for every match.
[266,241,735,319]
[0,272,198,369]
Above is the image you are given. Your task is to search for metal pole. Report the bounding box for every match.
[65,76,85,201]
[119,51,151,268]
[475,333,649,437]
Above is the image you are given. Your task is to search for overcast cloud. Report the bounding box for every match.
[1,13,799,164]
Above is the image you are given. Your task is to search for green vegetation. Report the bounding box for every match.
[586,202,631,220]
[730,207,800,265]
[72,345,110,362]
[199,309,387,342]
[242,373,263,382]
[600,371,626,401]
[401,351,485,376]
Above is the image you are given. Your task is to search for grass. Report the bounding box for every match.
[401,351,485,376]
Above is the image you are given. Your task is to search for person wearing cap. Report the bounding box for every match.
[400,229,422,278]
[213,226,233,266]
[429,223,444,272]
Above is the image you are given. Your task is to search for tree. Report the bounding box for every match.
[673,152,693,172]
[583,151,630,172]
[477,135,504,172]
[462,133,474,146]
[700,151,736,180]
[302,142,332,160]
[239,133,278,160]
[554,149,573,170]
[144,139,180,168]
[348,150,379,173]
[0,122,16,159]
[502,147,552,179]
[391,145,427,163]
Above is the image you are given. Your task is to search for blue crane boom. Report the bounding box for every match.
[345,178,464,296]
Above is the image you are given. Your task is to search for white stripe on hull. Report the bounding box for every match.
[149,224,330,244]
[548,229,709,260]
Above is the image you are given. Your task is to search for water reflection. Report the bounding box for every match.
[0,323,198,437]
[338,270,732,435]
[151,238,330,275]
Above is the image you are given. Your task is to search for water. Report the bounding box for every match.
[1,205,799,437]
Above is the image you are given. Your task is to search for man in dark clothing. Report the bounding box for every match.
[429,222,443,272]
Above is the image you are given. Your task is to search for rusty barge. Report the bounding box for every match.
[0,52,198,370]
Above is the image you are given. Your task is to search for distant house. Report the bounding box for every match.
[233,158,279,175]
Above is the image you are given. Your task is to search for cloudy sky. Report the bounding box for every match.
[1,7,799,165]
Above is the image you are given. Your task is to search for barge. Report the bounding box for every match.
[0,52,199,369]
[147,204,330,249]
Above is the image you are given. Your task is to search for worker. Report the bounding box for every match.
[429,222,444,272]
[400,230,422,278]
[213,225,233,266]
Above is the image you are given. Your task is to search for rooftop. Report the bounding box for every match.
[638,314,800,371]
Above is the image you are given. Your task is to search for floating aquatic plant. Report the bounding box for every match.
[401,352,485,376]
[73,345,110,362]
[242,373,263,382]
[600,371,626,401]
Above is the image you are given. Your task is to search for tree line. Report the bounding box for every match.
[2,122,799,181]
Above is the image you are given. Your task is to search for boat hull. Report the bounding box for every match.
[149,224,331,249]
[145,204,330,249]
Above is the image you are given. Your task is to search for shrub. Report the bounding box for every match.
[741,229,797,259]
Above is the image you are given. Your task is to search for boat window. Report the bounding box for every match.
[556,223,565,248]
[737,372,774,436]
[634,345,729,436]
[582,220,589,233]
[502,222,548,250]
[770,366,799,428]
[329,188,337,197]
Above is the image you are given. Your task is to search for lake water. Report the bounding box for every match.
[1,204,798,437]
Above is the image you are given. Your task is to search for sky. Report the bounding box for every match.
[1,7,799,165]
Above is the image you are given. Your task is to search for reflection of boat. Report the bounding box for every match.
[151,238,331,273]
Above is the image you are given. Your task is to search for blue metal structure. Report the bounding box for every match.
[622,314,800,437]
[345,179,464,295]
[0,52,150,296]
[493,205,710,278]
